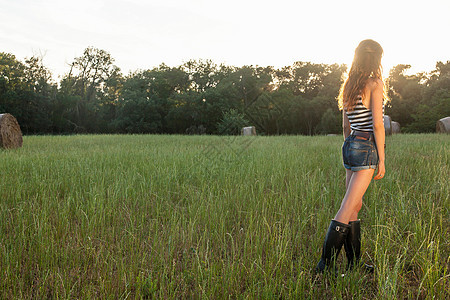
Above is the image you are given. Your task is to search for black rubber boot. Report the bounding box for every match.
[344,220,374,273]
[315,220,351,273]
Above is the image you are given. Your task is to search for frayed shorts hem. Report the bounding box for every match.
[343,164,377,171]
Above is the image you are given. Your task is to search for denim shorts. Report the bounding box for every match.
[342,135,379,171]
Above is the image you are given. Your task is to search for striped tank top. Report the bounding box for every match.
[345,97,384,132]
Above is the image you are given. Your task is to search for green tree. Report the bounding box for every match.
[0,53,54,133]
[386,64,424,129]
[216,108,249,135]
[113,65,188,133]
[113,71,161,133]
[408,61,450,132]
[387,62,450,132]
[182,59,233,93]
[317,108,342,134]
[60,47,121,132]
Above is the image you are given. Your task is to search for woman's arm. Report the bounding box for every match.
[370,79,385,180]
[343,110,351,139]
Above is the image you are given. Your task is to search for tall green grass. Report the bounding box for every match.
[0,134,448,299]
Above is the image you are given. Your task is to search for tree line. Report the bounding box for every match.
[0,47,449,135]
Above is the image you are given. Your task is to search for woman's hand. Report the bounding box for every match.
[374,161,385,180]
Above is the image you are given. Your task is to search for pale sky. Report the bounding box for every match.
[1,0,449,80]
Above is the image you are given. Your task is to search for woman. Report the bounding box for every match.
[316,39,386,273]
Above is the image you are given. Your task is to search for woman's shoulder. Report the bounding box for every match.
[366,77,383,91]
[362,78,383,108]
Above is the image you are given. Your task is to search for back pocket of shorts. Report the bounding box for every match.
[346,148,369,167]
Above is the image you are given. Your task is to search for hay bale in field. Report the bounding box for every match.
[391,121,401,134]
[436,117,450,133]
[241,126,256,136]
[0,113,23,149]
[384,115,392,136]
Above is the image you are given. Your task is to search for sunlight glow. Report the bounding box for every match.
[0,0,448,78]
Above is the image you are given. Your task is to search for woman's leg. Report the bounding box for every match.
[345,169,361,222]
[334,169,374,224]
[345,169,353,189]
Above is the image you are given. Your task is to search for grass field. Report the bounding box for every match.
[0,134,448,299]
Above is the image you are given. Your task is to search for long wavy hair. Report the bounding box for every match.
[338,39,385,111]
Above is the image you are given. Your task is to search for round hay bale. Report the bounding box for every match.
[384,115,392,136]
[241,126,256,136]
[391,121,401,134]
[0,113,23,149]
[436,117,450,134]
